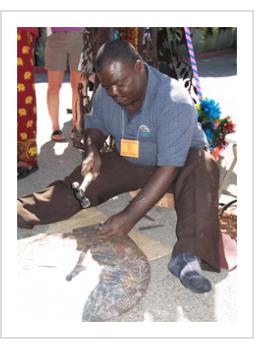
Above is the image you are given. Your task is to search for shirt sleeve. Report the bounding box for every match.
[157,103,196,167]
[85,89,110,137]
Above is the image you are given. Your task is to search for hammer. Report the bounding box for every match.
[72,172,93,209]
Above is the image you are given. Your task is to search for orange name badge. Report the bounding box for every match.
[120,139,139,158]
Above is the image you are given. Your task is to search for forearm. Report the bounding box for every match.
[123,166,178,224]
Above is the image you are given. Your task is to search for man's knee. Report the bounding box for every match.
[17,200,40,229]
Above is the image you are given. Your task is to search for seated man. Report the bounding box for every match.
[17,40,220,293]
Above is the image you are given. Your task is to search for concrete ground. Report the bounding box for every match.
[17,53,237,323]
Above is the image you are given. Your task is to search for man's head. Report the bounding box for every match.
[95,40,147,108]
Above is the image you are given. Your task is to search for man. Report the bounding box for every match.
[18,40,220,293]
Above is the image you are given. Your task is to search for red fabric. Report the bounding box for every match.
[18,27,39,37]
[17,29,38,166]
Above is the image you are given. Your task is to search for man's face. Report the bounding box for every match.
[97,60,145,106]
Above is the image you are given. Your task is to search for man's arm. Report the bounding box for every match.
[125,165,177,220]
[99,166,178,239]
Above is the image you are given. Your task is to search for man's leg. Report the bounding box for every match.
[168,148,220,292]
[17,151,156,228]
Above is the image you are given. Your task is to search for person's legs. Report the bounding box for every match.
[171,148,220,270]
[70,70,82,129]
[47,70,65,141]
[17,151,156,228]
[66,30,85,135]
[45,31,69,141]
[168,148,220,292]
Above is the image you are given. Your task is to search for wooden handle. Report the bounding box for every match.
[79,172,93,193]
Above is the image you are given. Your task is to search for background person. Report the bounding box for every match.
[45,27,84,142]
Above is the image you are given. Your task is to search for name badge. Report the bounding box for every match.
[120,139,139,158]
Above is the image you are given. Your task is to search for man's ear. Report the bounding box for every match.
[134,59,144,73]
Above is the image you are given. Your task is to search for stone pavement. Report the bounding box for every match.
[17,53,237,324]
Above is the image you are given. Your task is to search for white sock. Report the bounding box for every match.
[180,256,202,278]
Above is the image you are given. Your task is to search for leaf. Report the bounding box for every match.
[184,80,190,88]
[179,68,187,76]
[183,71,189,80]
[193,85,198,95]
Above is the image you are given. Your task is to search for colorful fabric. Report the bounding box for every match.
[18,27,39,37]
[17,28,38,166]
[118,28,139,49]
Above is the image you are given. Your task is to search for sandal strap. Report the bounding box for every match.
[52,130,63,136]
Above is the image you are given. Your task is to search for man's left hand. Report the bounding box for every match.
[98,211,135,240]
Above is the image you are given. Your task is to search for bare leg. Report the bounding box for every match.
[47,70,65,141]
[70,71,83,129]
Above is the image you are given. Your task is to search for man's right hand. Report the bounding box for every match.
[81,145,102,180]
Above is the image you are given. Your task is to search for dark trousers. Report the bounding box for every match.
[17,148,220,271]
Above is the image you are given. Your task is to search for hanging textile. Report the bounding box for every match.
[17,28,38,167]
[117,27,140,49]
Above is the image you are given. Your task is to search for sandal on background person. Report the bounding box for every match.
[51,130,67,142]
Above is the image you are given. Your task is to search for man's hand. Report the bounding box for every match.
[97,166,177,241]
[97,211,135,240]
[81,146,102,180]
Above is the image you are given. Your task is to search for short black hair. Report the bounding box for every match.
[95,40,142,72]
